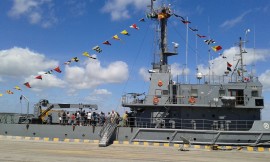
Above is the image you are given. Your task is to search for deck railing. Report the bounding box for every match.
[126,117,254,131]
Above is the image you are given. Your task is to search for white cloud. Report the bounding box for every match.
[259,70,270,91]
[93,89,112,95]
[101,0,148,21]
[171,63,190,78]
[24,73,66,91]
[65,0,89,16]
[8,0,57,28]
[198,47,270,77]
[220,10,251,29]
[84,89,113,109]
[65,59,129,90]
[0,47,58,77]
[139,68,150,81]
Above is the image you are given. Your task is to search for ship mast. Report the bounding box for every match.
[231,37,246,82]
[239,37,245,81]
[149,0,177,72]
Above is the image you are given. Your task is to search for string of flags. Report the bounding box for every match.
[1,8,247,97]
[0,18,145,97]
[172,12,230,73]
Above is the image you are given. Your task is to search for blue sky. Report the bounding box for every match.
[0,0,270,119]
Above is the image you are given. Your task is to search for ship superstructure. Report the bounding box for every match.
[122,0,264,130]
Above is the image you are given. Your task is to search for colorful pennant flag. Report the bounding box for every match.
[120,30,130,36]
[0,94,3,97]
[219,54,227,58]
[204,39,215,45]
[71,57,79,62]
[130,24,139,30]
[6,90,14,94]
[139,18,145,22]
[14,86,21,91]
[189,27,198,31]
[82,52,96,59]
[92,46,102,53]
[103,40,111,45]
[54,66,62,73]
[181,20,191,24]
[45,70,53,74]
[227,62,232,71]
[211,45,222,52]
[24,82,31,88]
[112,35,121,40]
[64,61,72,65]
[173,13,185,20]
[35,75,42,80]
[197,34,206,38]
[237,70,241,76]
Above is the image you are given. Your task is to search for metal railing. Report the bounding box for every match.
[122,94,252,106]
[175,74,259,85]
[123,117,254,131]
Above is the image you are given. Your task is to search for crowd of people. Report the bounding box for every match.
[55,110,133,127]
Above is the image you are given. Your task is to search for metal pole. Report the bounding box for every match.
[185,17,189,83]
[21,95,29,117]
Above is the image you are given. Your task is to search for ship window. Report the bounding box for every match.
[255,99,264,106]
[155,89,162,97]
[251,91,258,97]
[191,89,198,97]
[219,90,225,97]
[162,90,168,95]
[229,89,244,105]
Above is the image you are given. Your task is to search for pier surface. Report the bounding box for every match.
[0,137,269,162]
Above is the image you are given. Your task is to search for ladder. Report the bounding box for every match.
[98,117,118,147]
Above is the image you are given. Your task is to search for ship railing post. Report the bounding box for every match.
[203,119,205,130]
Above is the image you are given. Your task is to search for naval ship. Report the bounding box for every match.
[1,0,270,147]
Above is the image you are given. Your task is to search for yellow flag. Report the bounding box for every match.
[0,94,3,97]
[113,35,120,40]
[14,86,21,91]
[83,52,90,57]
[120,30,129,35]
[6,90,14,94]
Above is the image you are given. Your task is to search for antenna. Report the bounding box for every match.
[252,25,256,77]
[207,16,211,83]
[185,17,189,83]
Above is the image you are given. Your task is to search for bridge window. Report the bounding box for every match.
[219,90,225,97]
[251,91,258,97]
[162,90,168,95]
[229,89,244,105]
[155,89,162,97]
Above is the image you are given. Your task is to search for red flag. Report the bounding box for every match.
[35,75,42,80]
[103,40,111,45]
[211,45,222,52]
[130,24,139,30]
[54,66,62,73]
[24,82,31,88]
[227,62,232,67]
[227,62,232,71]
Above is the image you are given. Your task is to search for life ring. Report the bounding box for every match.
[153,96,159,104]
[158,80,163,87]
[188,96,196,104]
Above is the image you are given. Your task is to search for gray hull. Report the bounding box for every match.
[1,121,270,146]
